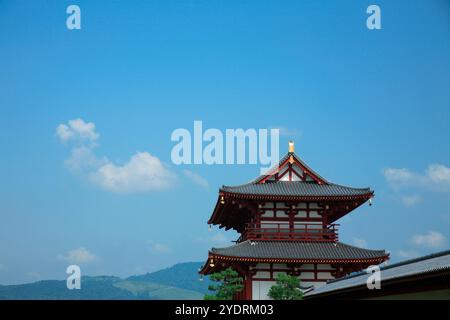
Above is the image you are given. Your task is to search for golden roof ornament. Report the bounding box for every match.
[288,141,295,153]
[289,141,295,163]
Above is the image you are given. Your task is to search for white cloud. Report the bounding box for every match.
[412,231,447,249]
[183,170,209,189]
[397,231,447,261]
[64,145,107,172]
[56,124,74,141]
[382,168,420,189]
[401,195,421,207]
[26,272,41,281]
[269,126,301,137]
[427,164,450,184]
[91,152,176,193]
[352,238,368,248]
[56,118,99,143]
[195,233,233,246]
[383,164,450,192]
[397,249,420,260]
[57,119,177,193]
[148,241,171,254]
[57,247,98,264]
[57,119,103,173]
[210,233,229,243]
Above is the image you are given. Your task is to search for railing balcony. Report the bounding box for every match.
[239,223,339,242]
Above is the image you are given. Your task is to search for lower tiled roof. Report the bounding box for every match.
[210,240,388,262]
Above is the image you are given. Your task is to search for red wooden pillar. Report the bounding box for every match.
[256,203,261,229]
[232,263,253,300]
[289,203,294,238]
[244,270,253,300]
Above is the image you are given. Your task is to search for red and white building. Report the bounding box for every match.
[200,142,389,300]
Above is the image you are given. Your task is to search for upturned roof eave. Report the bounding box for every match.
[200,251,389,275]
[218,190,374,201]
[208,253,389,264]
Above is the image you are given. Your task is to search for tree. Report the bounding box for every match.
[268,273,303,300]
[204,268,244,300]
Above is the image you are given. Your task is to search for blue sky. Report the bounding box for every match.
[0,0,449,284]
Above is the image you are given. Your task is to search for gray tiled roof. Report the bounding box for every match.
[221,181,372,198]
[305,251,450,297]
[221,152,372,199]
[210,241,388,261]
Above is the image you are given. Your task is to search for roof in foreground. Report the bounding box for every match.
[221,181,373,200]
[305,250,450,297]
[209,240,388,264]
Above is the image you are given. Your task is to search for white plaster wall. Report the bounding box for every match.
[252,280,276,300]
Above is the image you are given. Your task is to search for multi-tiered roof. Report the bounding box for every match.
[201,143,389,275]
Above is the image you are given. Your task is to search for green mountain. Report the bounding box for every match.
[128,262,211,294]
[0,262,209,300]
